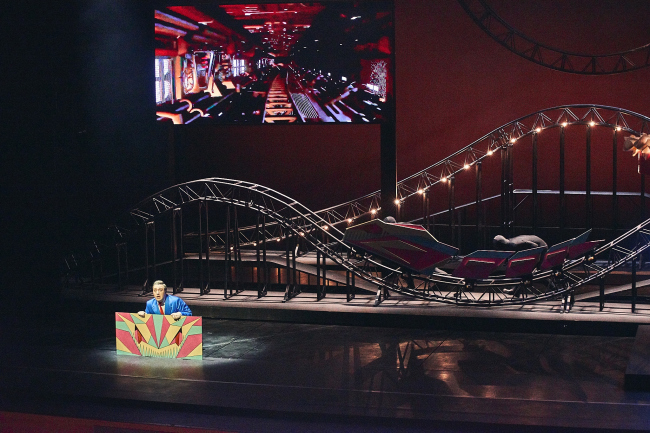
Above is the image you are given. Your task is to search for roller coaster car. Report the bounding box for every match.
[566,229,602,260]
[343,219,459,274]
[538,238,573,271]
[505,246,548,278]
[451,250,514,280]
[539,229,602,271]
[452,230,601,282]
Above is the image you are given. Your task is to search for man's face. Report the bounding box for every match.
[153,284,166,303]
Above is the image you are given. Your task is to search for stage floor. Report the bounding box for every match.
[3,288,650,431]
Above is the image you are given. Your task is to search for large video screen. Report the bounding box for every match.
[155,2,393,124]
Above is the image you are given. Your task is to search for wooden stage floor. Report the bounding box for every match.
[3,285,650,432]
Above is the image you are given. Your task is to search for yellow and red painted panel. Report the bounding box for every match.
[115,313,202,359]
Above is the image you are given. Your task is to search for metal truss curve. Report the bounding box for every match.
[457,0,650,75]
[123,176,650,306]
[67,105,650,307]
[126,178,404,296]
[395,105,650,204]
[308,105,649,227]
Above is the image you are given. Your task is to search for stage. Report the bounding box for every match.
[3,285,650,432]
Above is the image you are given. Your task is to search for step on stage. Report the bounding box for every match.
[3,285,650,432]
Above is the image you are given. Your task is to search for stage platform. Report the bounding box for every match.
[3,286,650,432]
[3,300,650,432]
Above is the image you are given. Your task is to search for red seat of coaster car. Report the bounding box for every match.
[452,250,514,280]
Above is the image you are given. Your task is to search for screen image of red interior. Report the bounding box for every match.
[155,2,393,124]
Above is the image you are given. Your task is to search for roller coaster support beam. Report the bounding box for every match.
[200,200,211,295]
[500,146,506,232]
[532,133,538,232]
[449,176,456,245]
[322,241,328,300]
[374,286,384,306]
[316,248,322,300]
[599,277,605,311]
[262,215,268,296]
[171,207,184,294]
[293,234,299,296]
[199,203,204,293]
[233,206,242,295]
[506,142,515,236]
[560,126,567,235]
[632,256,637,313]
[476,161,483,248]
[223,205,231,299]
[321,228,328,299]
[141,221,155,296]
[374,280,391,306]
[283,230,291,302]
[346,269,355,302]
[283,230,300,302]
[586,125,593,229]
[613,129,619,232]
[256,213,267,298]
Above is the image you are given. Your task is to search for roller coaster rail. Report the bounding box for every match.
[457,0,650,75]
[173,105,649,248]
[125,178,404,293]
[75,175,650,307]
[64,104,650,307]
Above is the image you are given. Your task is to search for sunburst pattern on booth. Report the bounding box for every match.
[115,313,202,359]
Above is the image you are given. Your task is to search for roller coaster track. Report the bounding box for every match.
[69,104,650,306]
[457,0,650,75]
[118,176,650,306]
[125,178,402,295]
[180,105,648,246]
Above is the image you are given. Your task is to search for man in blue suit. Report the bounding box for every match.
[138,280,192,320]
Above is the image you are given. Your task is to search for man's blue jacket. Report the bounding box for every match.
[145,294,192,316]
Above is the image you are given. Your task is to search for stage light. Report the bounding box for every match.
[536,127,541,133]
[394,199,400,205]
[616,126,622,131]
[370,209,377,215]
[347,218,353,223]
[562,122,568,127]
[300,232,305,236]
[487,150,494,156]
[510,138,516,143]
[418,189,424,194]
[589,121,595,127]
[441,177,447,183]
[322,225,328,230]
[464,164,470,170]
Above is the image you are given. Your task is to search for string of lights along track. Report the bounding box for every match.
[457,0,650,75]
